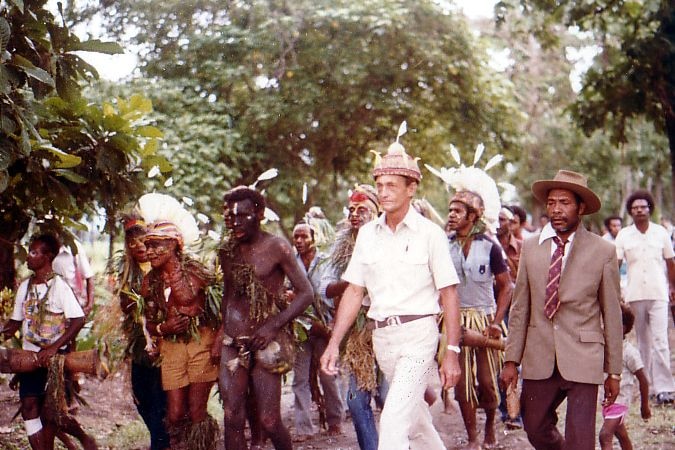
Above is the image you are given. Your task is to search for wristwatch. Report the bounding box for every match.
[608,374,621,381]
[446,344,461,354]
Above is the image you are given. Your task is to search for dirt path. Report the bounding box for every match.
[1,326,673,449]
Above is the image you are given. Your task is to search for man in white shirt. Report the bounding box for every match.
[615,190,675,405]
[321,134,461,450]
[52,238,95,315]
[1,233,91,450]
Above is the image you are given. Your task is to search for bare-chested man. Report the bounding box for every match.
[212,186,313,450]
[141,217,220,450]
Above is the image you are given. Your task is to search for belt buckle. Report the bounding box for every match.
[386,316,402,327]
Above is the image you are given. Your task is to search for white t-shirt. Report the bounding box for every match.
[52,241,94,306]
[11,275,84,352]
[343,207,459,321]
[615,223,674,302]
[602,340,644,407]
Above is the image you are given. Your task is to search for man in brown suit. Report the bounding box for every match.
[500,170,623,450]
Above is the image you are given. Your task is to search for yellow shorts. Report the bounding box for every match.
[159,327,218,391]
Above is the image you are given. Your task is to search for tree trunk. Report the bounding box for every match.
[0,240,16,291]
[666,112,675,217]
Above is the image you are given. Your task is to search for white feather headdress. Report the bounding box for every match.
[138,193,200,247]
[425,143,502,232]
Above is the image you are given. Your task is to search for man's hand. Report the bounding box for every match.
[500,361,519,391]
[320,342,340,376]
[250,321,279,351]
[602,376,620,406]
[37,346,58,367]
[161,315,190,335]
[439,351,461,389]
[83,303,94,316]
[309,321,331,339]
[483,323,502,339]
[210,342,222,366]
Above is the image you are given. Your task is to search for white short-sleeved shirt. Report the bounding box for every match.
[615,223,674,302]
[611,340,644,407]
[52,241,94,305]
[342,207,459,321]
[11,276,85,352]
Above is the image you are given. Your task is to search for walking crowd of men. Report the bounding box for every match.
[1,128,675,450]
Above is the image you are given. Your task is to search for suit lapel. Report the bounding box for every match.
[531,237,552,306]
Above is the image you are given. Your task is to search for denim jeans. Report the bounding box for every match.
[131,362,169,450]
[347,373,379,450]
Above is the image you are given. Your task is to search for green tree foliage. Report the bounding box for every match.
[0,0,169,288]
[95,0,523,227]
[496,0,675,206]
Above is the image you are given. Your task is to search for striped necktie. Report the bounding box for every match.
[544,236,566,320]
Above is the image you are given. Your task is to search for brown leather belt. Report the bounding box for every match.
[368,314,435,330]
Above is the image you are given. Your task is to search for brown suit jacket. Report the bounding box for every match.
[504,225,622,384]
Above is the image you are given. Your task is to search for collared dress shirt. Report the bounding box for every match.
[342,207,459,321]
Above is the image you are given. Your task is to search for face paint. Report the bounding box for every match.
[226,199,260,242]
[348,201,376,231]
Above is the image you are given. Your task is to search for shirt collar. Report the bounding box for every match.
[538,222,575,245]
[375,205,421,233]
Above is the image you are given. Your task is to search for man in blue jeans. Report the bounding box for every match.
[321,184,383,450]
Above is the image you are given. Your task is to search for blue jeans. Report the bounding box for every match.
[131,362,169,450]
[346,372,389,450]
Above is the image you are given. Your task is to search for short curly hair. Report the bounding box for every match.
[625,190,654,215]
[223,186,266,214]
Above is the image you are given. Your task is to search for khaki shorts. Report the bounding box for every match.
[159,327,218,391]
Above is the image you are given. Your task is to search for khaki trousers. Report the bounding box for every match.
[372,316,445,450]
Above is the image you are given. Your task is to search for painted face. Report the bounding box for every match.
[446,201,473,233]
[629,199,650,223]
[375,175,415,215]
[27,241,51,272]
[607,218,622,238]
[293,224,314,255]
[546,188,585,235]
[348,200,376,231]
[144,238,177,269]
[225,199,260,242]
[126,231,149,263]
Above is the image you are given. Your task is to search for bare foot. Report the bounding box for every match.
[461,441,482,450]
[327,425,342,436]
[292,434,312,443]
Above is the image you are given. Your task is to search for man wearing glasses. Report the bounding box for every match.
[615,190,675,405]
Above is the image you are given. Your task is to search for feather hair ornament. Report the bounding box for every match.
[371,120,422,181]
[249,168,279,189]
[424,145,504,232]
[138,193,201,247]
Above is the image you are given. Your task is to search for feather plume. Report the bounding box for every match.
[263,207,280,222]
[369,150,383,167]
[182,196,193,206]
[449,144,461,165]
[147,165,160,178]
[396,120,407,143]
[484,154,503,171]
[473,143,485,166]
[138,193,200,246]
[163,177,173,187]
[302,183,308,205]
[250,168,279,188]
[424,163,444,180]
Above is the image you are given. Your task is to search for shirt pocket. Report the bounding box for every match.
[466,264,492,283]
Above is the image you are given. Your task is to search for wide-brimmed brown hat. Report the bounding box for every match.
[531,170,601,214]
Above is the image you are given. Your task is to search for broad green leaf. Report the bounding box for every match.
[67,39,124,55]
[41,145,82,168]
[141,138,159,156]
[128,94,153,114]
[0,170,9,194]
[103,102,116,117]
[0,18,10,55]
[142,155,172,173]
[12,55,55,87]
[8,0,24,14]
[53,169,87,183]
[135,126,163,138]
